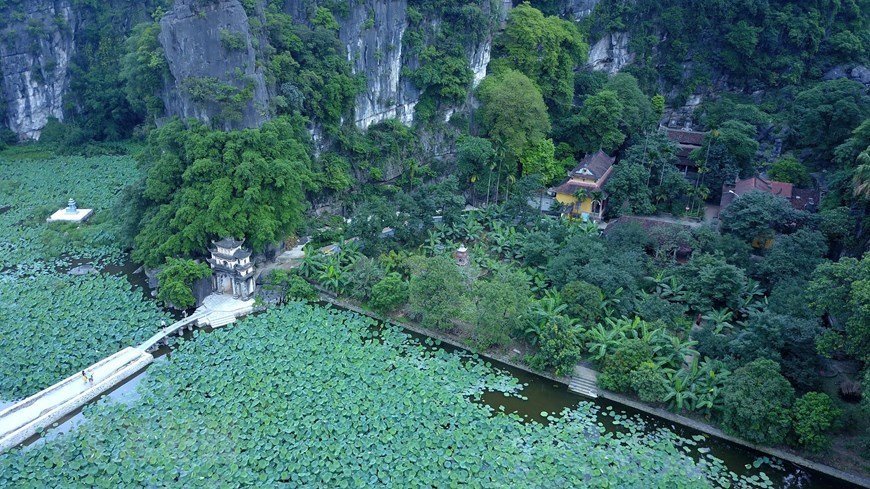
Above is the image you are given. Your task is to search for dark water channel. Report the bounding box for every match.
[9,262,860,488]
[388,323,856,489]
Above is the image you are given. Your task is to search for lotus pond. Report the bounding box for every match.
[0,273,169,399]
[1,302,794,488]
[0,155,137,273]
[0,153,169,400]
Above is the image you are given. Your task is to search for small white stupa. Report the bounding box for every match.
[47,198,94,223]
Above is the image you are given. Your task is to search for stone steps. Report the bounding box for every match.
[206,312,240,328]
[568,377,598,398]
[568,366,599,398]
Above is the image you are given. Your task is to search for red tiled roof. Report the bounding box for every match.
[720,176,821,210]
[790,187,820,211]
[551,180,598,195]
[570,150,616,180]
[664,128,706,147]
[734,177,793,199]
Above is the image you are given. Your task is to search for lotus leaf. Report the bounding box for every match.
[0,303,782,488]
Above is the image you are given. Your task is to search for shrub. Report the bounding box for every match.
[630,362,668,403]
[720,358,795,445]
[157,258,212,309]
[369,273,409,314]
[598,339,653,393]
[791,392,841,452]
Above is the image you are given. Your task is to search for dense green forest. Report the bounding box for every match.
[1,0,869,480]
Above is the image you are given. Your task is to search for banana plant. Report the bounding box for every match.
[525,294,568,345]
[421,230,443,256]
[657,335,699,370]
[585,321,627,361]
[461,214,484,242]
[701,308,734,334]
[298,245,326,279]
[318,258,347,294]
[662,369,698,412]
[693,359,730,418]
[599,287,624,319]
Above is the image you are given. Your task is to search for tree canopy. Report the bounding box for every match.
[132,116,312,267]
[476,69,551,160]
[495,2,587,111]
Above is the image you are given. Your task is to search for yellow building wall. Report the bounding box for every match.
[554,193,577,206]
[555,193,593,215]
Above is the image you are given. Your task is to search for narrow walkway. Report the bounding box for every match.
[137,311,208,352]
[0,348,152,452]
[0,294,255,453]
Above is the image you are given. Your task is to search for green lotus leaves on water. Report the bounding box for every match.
[0,273,168,399]
[0,156,138,272]
[0,303,775,488]
[0,154,165,399]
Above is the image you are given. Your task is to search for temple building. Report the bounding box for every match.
[550,150,616,221]
[207,237,255,300]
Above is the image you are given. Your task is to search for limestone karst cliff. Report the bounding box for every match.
[0,0,76,140]
[0,0,504,139]
[158,0,269,131]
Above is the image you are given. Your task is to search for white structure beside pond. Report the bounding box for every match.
[207,237,255,300]
[46,199,93,223]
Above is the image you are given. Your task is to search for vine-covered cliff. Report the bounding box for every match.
[0,0,503,139]
[0,0,866,141]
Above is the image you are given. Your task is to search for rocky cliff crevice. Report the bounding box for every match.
[329,0,499,130]
[158,0,269,130]
[0,0,76,140]
[557,0,601,21]
[588,31,633,74]
[335,0,418,129]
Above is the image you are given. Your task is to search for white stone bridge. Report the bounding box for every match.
[0,295,253,453]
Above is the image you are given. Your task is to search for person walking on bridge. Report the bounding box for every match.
[81,371,87,384]
[161,319,167,333]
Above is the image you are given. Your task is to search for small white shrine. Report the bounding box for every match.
[206,237,255,300]
[47,198,93,223]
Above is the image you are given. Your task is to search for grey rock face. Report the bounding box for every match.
[588,32,633,74]
[335,0,418,129]
[158,0,268,130]
[823,65,870,86]
[559,0,601,20]
[289,0,498,130]
[0,0,76,140]
[850,66,870,85]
